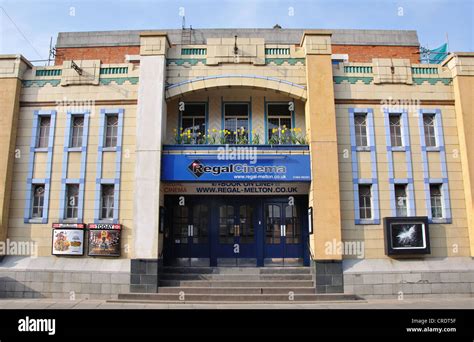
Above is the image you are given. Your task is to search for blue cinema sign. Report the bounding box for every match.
[161,154,311,182]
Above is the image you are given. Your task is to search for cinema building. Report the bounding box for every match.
[0,28,473,300]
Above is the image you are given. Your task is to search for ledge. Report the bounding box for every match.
[163,144,310,151]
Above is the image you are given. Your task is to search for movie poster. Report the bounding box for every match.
[51,224,85,256]
[391,223,426,249]
[383,217,430,256]
[88,224,121,257]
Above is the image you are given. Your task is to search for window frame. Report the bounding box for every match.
[180,103,207,144]
[31,184,45,219]
[423,114,437,148]
[70,115,84,148]
[100,184,115,220]
[104,114,119,148]
[36,116,51,148]
[223,103,250,144]
[394,184,408,217]
[354,113,368,147]
[64,184,80,220]
[266,102,293,143]
[358,184,372,220]
[389,114,403,147]
[430,183,444,219]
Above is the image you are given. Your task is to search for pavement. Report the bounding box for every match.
[0,297,473,309]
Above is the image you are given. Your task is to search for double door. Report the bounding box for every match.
[264,201,303,260]
[164,196,308,266]
[168,198,210,259]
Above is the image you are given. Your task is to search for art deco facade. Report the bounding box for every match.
[0,28,473,299]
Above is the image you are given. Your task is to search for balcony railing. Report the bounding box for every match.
[173,127,308,145]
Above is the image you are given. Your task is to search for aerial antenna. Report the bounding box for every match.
[47,36,56,66]
[181,16,192,44]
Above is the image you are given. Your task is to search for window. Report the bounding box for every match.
[423,114,437,147]
[37,116,51,148]
[65,184,79,219]
[105,115,119,147]
[224,103,249,144]
[389,115,403,147]
[100,185,115,220]
[180,104,206,144]
[31,184,45,218]
[430,184,443,219]
[267,103,292,143]
[358,184,372,219]
[70,116,84,148]
[395,184,408,217]
[354,114,368,147]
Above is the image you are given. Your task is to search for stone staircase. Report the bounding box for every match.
[113,267,362,304]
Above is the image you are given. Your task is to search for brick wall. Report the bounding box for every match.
[333,45,420,63]
[55,46,140,65]
[55,44,420,65]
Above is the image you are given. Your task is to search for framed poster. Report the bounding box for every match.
[308,207,313,235]
[87,224,122,257]
[51,223,85,256]
[384,217,430,256]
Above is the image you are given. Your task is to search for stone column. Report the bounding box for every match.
[0,55,30,246]
[444,53,474,257]
[301,32,344,293]
[132,32,170,292]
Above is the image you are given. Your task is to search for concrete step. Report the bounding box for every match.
[115,293,361,303]
[157,287,316,295]
[158,280,314,287]
[159,273,313,281]
[162,266,311,275]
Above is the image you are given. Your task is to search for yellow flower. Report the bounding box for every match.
[283,125,287,129]
[272,128,277,133]
[212,128,217,133]
[282,130,286,134]
[180,127,183,131]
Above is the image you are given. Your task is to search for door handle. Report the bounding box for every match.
[188,225,194,237]
[234,224,240,236]
[280,224,286,237]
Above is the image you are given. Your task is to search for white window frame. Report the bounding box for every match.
[358,184,373,220]
[394,184,408,217]
[354,114,368,147]
[100,184,115,220]
[423,114,437,148]
[430,184,444,219]
[36,116,51,148]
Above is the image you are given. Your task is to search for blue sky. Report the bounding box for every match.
[0,0,472,63]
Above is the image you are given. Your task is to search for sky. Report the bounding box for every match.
[0,0,472,64]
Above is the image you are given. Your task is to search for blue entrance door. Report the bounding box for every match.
[169,199,210,260]
[264,201,304,262]
[216,199,257,262]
